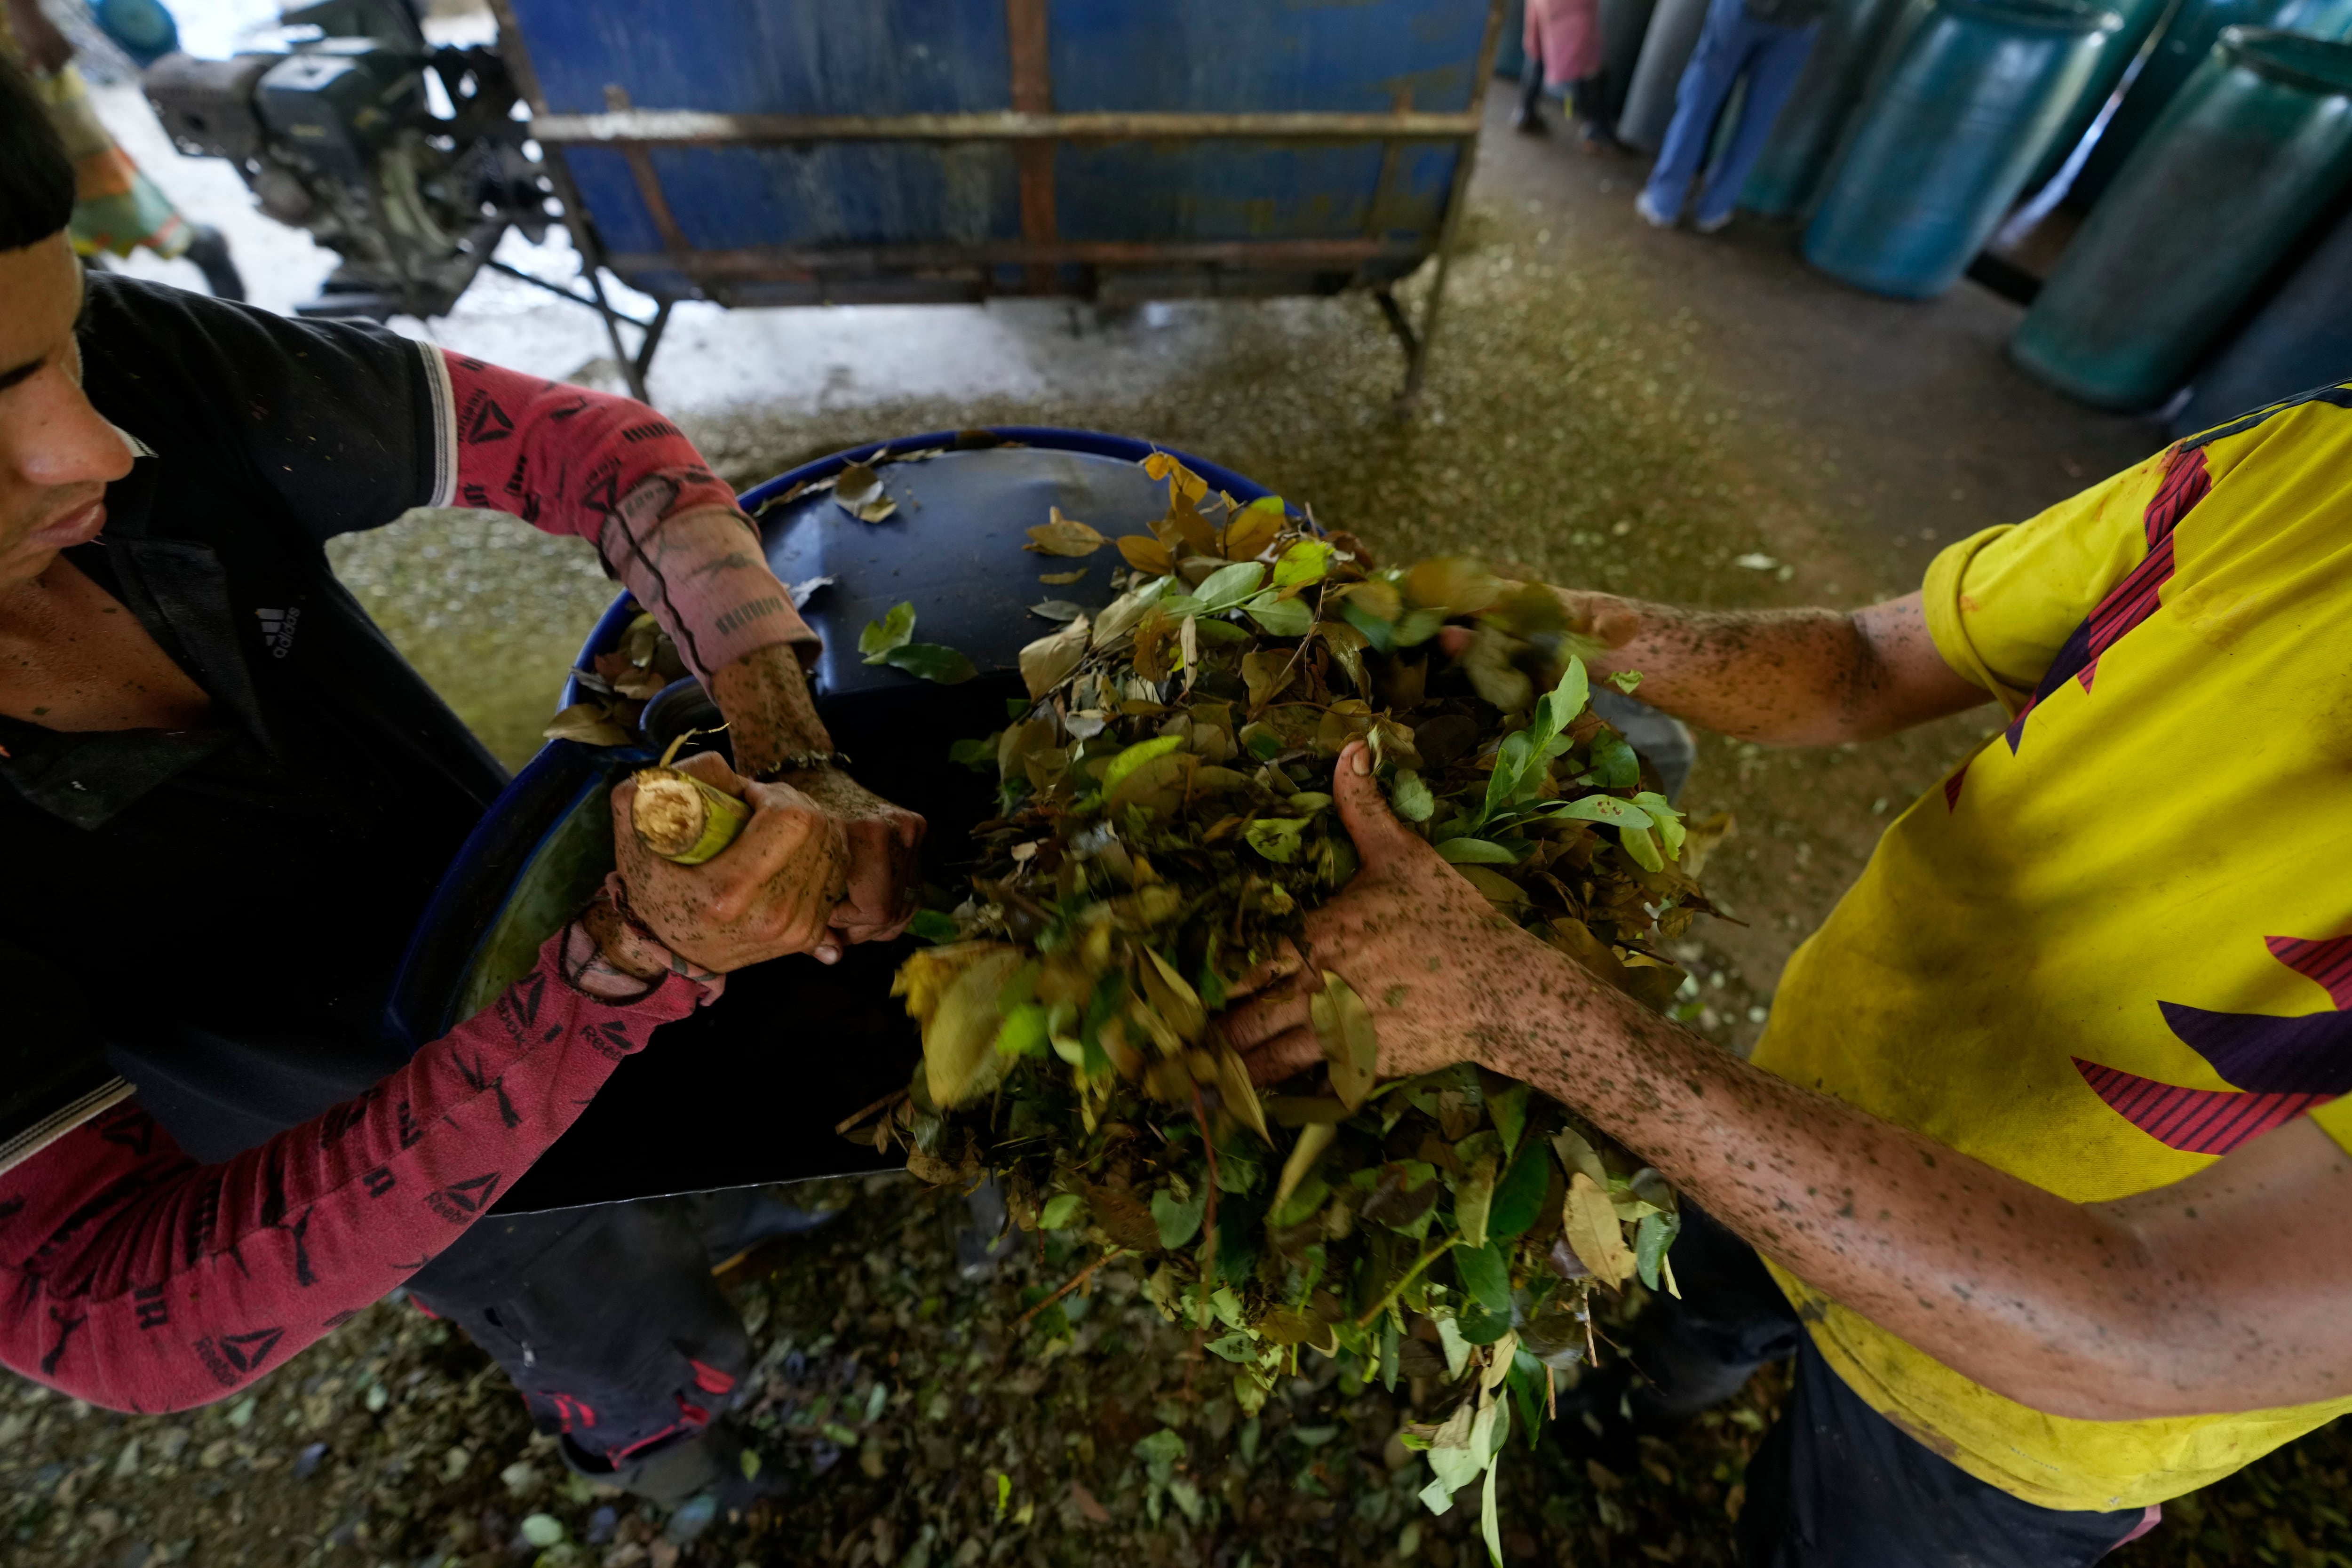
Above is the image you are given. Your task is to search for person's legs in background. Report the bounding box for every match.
[1737,1340,2161,1567]
[1688,16,1819,231]
[1564,1206,2164,1567]
[1639,0,1766,225]
[408,1197,774,1512]
[1515,45,1551,133]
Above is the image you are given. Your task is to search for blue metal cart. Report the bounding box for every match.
[482,0,1508,403]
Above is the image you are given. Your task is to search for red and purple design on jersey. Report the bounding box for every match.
[2075,934,2352,1156]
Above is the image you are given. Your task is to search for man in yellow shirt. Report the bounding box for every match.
[1226,380,2352,1563]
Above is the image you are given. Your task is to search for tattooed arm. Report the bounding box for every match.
[435,355,924,951]
[1224,744,2352,1422]
[1510,589,1990,745]
[0,921,707,1414]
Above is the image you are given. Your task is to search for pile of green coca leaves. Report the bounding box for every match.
[860,452,1724,1562]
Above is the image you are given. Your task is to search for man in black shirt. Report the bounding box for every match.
[0,57,919,1506]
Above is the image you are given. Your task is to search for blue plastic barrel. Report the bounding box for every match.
[2069,0,2352,202]
[2020,0,2181,193]
[1602,0,1664,122]
[2012,29,2352,408]
[388,431,1300,1211]
[1804,0,2122,297]
[2173,203,2352,432]
[1741,0,1920,215]
[1619,0,1714,148]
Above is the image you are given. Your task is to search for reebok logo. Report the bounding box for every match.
[193,1326,285,1385]
[426,1172,502,1223]
[255,606,301,659]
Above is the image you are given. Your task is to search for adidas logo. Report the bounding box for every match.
[255,606,302,660]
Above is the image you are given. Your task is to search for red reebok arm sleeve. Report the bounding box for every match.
[436,352,818,680]
[0,931,702,1414]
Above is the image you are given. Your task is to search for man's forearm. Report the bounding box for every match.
[1552,589,1986,744]
[1485,960,2317,1421]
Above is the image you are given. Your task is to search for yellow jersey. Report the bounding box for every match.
[1750,382,2352,1513]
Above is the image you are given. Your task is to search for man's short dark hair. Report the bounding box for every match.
[0,56,75,252]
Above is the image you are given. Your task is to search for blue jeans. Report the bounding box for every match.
[1642,0,1820,225]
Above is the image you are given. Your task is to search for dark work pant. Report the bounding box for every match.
[1629,1207,2157,1568]
[408,1197,750,1465]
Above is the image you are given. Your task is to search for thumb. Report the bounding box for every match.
[1331,740,1425,872]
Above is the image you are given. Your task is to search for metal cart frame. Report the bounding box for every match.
[484,0,1508,406]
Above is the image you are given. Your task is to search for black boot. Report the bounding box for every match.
[1512,54,1549,134]
[182,225,245,302]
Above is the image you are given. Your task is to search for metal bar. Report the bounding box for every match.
[1005,0,1058,294]
[620,145,691,254]
[483,257,660,326]
[604,236,1414,280]
[1373,288,1419,358]
[630,298,675,390]
[1399,0,1510,407]
[530,108,1483,146]
[580,263,650,403]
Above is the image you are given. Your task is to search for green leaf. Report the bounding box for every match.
[1635,1209,1681,1291]
[1242,592,1313,637]
[1480,731,1532,825]
[1103,734,1187,795]
[1608,669,1644,693]
[519,1516,565,1549]
[1152,1184,1207,1250]
[1481,1445,1506,1568]
[1039,1192,1085,1230]
[1485,1140,1552,1242]
[1618,822,1664,871]
[909,909,961,944]
[1632,790,1687,857]
[1341,600,1398,652]
[993,1001,1050,1058]
[1455,1240,1513,1314]
[1391,607,1447,647]
[1390,770,1435,822]
[1437,837,1517,866]
[1206,1332,1256,1363]
[1551,795,1650,829]
[1245,815,1309,864]
[858,600,916,663]
[1271,539,1335,591]
[947,736,996,771]
[1489,1084,1528,1154]
[882,642,977,684]
[1195,561,1268,608]
[1584,730,1640,788]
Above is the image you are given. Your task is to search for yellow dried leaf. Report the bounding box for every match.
[1017,614,1090,698]
[1117,534,1177,575]
[1404,556,1503,615]
[1310,971,1379,1110]
[1039,568,1089,585]
[1139,947,1207,1043]
[1275,1122,1337,1208]
[1454,1155,1497,1250]
[1564,1173,1638,1289]
[1025,507,1106,556]
[544,702,634,748]
[1216,1044,1271,1144]
[1144,450,1208,502]
[1241,649,1295,711]
[894,943,1025,1107]
[1220,501,1283,562]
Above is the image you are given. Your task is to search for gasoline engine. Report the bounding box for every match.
[142,0,552,320]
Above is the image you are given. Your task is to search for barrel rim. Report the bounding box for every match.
[559,426,1287,711]
[1939,0,2123,34]
[2217,25,2352,95]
